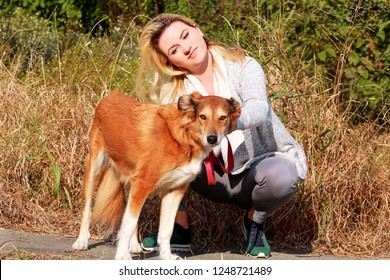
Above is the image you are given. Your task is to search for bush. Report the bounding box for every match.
[0,8,61,73]
[0,0,82,28]
[234,0,389,125]
[0,0,111,34]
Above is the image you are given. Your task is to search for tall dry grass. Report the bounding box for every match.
[0,16,389,257]
[0,24,139,236]
[266,74,389,256]
[239,10,390,256]
[0,55,92,234]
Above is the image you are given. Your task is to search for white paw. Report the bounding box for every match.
[159,252,182,260]
[72,239,88,250]
[115,250,132,260]
[170,253,182,260]
[129,241,143,254]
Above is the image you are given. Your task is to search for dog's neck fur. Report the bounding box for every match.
[158,105,209,160]
[150,105,211,193]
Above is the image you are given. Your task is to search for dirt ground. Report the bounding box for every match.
[1,228,381,260]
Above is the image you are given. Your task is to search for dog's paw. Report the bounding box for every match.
[129,241,143,254]
[115,250,132,260]
[159,252,182,260]
[72,239,88,251]
[170,253,182,260]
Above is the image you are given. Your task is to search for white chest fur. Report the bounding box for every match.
[156,153,207,191]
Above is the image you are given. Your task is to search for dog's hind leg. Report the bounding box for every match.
[158,185,187,260]
[72,147,107,251]
[115,178,150,260]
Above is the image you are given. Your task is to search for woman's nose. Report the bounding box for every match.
[183,44,191,55]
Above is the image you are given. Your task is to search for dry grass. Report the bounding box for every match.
[264,63,390,256]
[0,56,94,236]
[0,22,389,258]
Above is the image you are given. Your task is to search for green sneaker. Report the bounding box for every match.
[242,216,270,258]
[141,223,191,252]
[248,230,270,258]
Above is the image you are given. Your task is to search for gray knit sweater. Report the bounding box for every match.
[172,56,306,180]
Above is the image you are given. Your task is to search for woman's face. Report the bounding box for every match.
[158,21,209,74]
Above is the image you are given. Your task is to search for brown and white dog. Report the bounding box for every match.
[72,90,240,260]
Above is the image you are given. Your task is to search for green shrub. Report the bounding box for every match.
[255,0,389,124]
[0,8,63,74]
[0,0,111,34]
[0,0,82,28]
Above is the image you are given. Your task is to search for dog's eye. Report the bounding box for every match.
[199,114,207,120]
[219,116,227,121]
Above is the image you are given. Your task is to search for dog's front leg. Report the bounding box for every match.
[158,185,187,260]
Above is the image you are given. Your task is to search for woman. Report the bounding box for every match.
[136,14,307,258]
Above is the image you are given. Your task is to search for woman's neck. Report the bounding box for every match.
[193,51,215,95]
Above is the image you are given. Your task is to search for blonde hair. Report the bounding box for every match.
[136,13,245,103]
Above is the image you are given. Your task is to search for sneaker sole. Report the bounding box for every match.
[246,252,271,258]
[141,244,191,253]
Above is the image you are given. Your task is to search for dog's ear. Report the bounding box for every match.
[228,97,241,132]
[177,92,202,113]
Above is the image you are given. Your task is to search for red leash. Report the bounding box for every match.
[204,138,234,185]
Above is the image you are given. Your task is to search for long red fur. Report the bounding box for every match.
[73,89,241,259]
[87,90,240,233]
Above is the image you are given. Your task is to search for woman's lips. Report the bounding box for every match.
[188,47,198,59]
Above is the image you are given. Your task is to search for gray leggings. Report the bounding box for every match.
[186,156,299,224]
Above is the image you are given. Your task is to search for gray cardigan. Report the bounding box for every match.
[178,56,306,180]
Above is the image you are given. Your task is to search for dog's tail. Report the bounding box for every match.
[93,167,125,233]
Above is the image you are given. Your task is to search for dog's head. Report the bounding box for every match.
[178,92,241,147]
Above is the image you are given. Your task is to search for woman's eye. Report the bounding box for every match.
[183,32,189,39]
[200,115,206,120]
[219,116,227,121]
[171,48,178,55]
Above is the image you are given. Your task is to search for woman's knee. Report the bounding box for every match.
[251,157,299,210]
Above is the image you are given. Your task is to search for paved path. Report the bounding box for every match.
[0,228,354,260]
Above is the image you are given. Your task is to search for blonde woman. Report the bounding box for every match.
[136,14,307,258]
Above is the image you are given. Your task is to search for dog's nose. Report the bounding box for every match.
[207,135,218,145]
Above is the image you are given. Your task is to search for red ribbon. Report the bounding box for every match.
[204,139,234,185]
